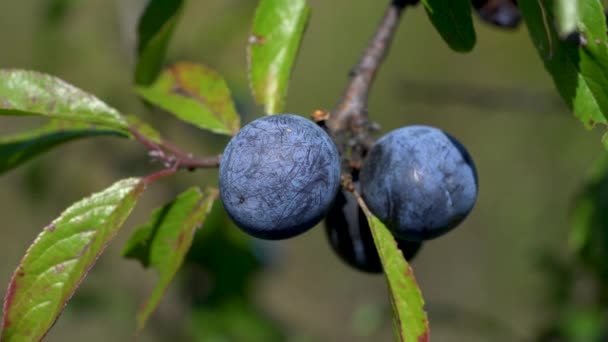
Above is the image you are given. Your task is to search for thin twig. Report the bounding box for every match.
[143,165,179,185]
[327,0,409,168]
[128,125,221,173]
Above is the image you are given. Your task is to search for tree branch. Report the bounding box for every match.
[327,0,410,168]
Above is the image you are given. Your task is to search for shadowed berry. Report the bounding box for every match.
[326,178,422,273]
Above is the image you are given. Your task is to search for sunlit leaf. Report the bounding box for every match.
[1,178,146,341]
[0,69,128,130]
[421,0,476,52]
[355,194,429,342]
[123,187,218,332]
[0,120,127,174]
[520,0,608,137]
[248,0,310,114]
[136,62,240,135]
[135,0,184,85]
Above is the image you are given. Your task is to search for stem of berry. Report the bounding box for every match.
[128,125,221,173]
[327,0,411,169]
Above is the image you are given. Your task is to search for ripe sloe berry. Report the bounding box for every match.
[325,177,422,273]
[219,114,341,240]
[360,125,478,241]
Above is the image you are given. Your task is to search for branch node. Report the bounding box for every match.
[327,0,405,181]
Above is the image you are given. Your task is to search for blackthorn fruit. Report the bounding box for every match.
[325,177,422,273]
[360,125,478,241]
[219,114,341,240]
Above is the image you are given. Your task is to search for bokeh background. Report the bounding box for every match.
[0,1,604,341]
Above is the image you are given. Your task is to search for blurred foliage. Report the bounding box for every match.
[42,0,80,28]
[570,155,608,278]
[2,0,608,341]
[184,200,284,341]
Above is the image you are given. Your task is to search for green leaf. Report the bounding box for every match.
[555,0,580,37]
[0,69,129,130]
[355,195,429,342]
[136,62,241,135]
[248,0,310,114]
[421,0,476,52]
[135,0,185,86]
[2,178,146,341]
[520,0,608,133]
[0,120,127,174]
[123,187,218,332]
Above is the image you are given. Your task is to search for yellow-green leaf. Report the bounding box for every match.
[123,187,218,333]
[248,0,310,114]
[136,62,240,135]
[2,178,146,341]
[0,69,128,130]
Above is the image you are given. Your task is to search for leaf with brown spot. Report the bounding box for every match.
[122,187,218,333]
[136,62,240,135]
[248,0,310,114]
[1,178,146,341]
[0,69,129,131]
[355,193,429,342]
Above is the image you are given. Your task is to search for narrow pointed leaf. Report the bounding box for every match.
[421,0,476,52]
[520,0,608,136]
[0,69,129,130]
[248,0,310,114]
[0,120,127,174]
[1,178,146,341]
[355,194,429,342]
[136,62,240,135]
[123,187,218,332]
[135,0,185,86]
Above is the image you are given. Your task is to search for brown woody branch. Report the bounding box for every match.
[326,0,410,169]
[132,0,410,177]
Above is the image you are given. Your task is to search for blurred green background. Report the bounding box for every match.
[0,1,604,341]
